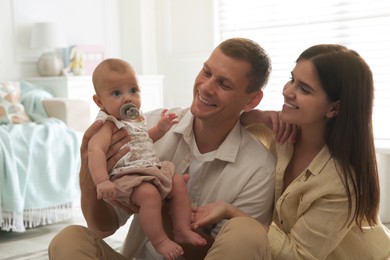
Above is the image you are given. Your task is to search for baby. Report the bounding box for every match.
[88,58,206,259]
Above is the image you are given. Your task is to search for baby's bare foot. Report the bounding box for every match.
[174,229,207,246]
[153,237,183,260]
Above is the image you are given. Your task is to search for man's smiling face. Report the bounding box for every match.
[191,48,255,126]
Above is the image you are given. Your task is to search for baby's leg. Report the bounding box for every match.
[131,182,183,260]
[170,174,207,246]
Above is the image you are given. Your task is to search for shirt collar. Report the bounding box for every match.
[306,145,333,176]
[173,109,241,163]
[278,143,332,177]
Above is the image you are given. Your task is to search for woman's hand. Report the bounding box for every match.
[192,201,270,236]
[269,112,298,144]
[191,201,233,230]
[241,110,298,144]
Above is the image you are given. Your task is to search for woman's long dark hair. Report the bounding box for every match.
[297,44,380,228]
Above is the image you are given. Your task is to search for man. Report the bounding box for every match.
[49,37,275,260]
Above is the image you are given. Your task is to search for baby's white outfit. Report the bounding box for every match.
[96,110,175,212]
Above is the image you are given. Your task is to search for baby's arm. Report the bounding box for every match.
[88,121,117,199]
[148,109,178,142]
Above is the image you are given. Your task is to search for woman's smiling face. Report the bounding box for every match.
[280,59,338,127]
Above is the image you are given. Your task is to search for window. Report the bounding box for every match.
[217,0,390,140]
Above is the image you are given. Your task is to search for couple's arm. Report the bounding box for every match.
[80,120,130,238]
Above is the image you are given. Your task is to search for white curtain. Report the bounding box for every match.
[217,0,390,139]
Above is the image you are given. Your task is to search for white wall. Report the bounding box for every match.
[154,0,217,108]
[0,0,122,81]
[0,0,217,109]
[117,0,218,108]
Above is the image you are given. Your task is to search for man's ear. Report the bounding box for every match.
[244,90,263,112]
[327,100,340,118]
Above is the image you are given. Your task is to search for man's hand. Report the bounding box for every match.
[80,121,130,187]
[106,125,132,171]
[79,120,131,238]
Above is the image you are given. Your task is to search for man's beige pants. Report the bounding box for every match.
[48,216,270,260]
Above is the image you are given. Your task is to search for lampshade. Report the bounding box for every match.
[30,22,66,49]
[30,22,67,77]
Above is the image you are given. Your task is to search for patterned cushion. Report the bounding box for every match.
[0,81,31,124]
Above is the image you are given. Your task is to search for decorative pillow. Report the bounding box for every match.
[0,81,31,124]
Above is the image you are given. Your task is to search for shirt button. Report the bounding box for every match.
[280,220,283,224]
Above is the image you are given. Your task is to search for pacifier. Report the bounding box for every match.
[119,103,140,120]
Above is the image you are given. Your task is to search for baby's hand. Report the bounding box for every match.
[157,109,179,133]
[96,180,117,200]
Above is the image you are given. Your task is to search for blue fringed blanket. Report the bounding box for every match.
[0,81,81,232]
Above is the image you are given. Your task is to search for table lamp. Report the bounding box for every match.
[30,22,67,77]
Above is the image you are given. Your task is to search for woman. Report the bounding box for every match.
[192,44,390,259]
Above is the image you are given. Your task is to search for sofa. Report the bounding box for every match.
[0,80,90,232]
